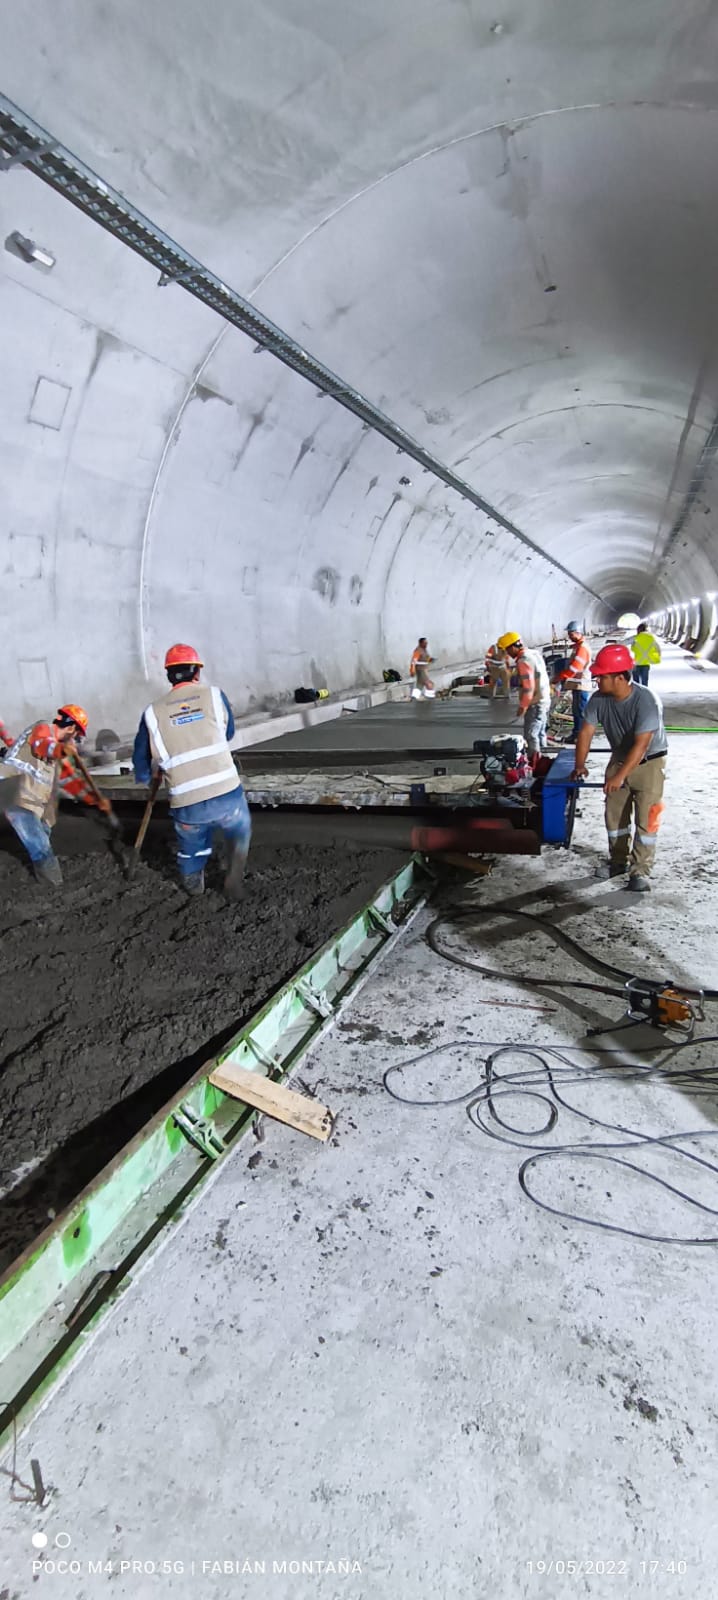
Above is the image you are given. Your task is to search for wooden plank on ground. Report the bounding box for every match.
[208,1063,333,1142]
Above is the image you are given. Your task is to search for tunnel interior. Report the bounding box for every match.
[5,10,718,1572]
[3,2,718,732]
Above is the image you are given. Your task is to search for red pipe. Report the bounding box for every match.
[410,822,540,855]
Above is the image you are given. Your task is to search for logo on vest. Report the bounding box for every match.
[170,703,205,726]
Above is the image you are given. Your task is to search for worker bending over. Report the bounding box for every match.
[485,642,511,699]
[497,631,551,756]
[409,638,435,700]
[571,644,667,894]
[631,621,661,685]
[133,644,251,899]
[556,620,592,742]
[0,705,110,887]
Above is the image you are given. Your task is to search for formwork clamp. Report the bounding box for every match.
[173,1102,226,1161]
[294,979,334,1020]
[244,1034,285,1075]
[366,905,394,937]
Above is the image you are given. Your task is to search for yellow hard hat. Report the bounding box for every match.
[497,630,521,650]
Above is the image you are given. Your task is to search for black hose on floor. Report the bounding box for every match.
[383,1038,718,1244]
[381,895,718,1241]
[425,901,718,1002]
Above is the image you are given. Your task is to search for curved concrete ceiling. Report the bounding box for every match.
[3,1,718,725]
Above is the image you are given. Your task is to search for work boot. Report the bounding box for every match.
[181,871,205,897]
[32,857,63,889]
[627,875,651,894]
[224,845,247,903]
[595,862,627,881]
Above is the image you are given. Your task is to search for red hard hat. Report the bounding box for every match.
[56,703,89,734]
[591,644,634,675]
[164,643,203,670]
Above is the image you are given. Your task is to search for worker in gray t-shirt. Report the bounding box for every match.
[570,643,667,894]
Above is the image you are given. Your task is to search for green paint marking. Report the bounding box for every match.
[61,1209,92,1269]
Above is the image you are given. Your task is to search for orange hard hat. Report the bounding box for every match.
[591,644,634,675]
[164,643,203,670]
[56,703,89,735]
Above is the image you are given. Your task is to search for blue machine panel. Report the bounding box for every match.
[541,745,579,845]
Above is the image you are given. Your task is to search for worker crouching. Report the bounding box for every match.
[0,705,110,887]
[571,644,667,894]
[133,645,251,899]
[497,631,551,757]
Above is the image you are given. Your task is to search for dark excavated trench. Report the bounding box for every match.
[0,810,406,1273]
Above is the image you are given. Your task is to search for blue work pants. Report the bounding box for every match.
[571,689,590,741]
[5,808,56,866]
[172,788,252,879]
[632,665,650,685]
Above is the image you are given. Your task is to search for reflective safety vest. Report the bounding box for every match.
[0,724,58,823]
[560,637,592,692]
[142,684,239,810]
[517,646,551,710]
[410,647,432,675]
[632,632,661,666]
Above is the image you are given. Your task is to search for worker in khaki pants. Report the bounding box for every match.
[571,644,667,895]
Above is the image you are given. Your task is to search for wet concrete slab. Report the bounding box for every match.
[0,819,404,1272]
[2,651,718,1599]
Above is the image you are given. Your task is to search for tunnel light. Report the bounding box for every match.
[4,230,55,270]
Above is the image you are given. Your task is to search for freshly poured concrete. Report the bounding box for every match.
[2,652,717,1599]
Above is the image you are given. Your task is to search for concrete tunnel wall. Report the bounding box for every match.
[3,1,718,733]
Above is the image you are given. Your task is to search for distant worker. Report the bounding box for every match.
[631,622,661,685]
[409,638,435,700]
[133,644,251,899]
[485,642,511,700]
[496,631,551,756]
[570,643,667,894]
[555,620,592,742]
[0,705,110,888]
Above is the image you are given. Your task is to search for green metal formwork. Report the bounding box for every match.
[0,857,429,1448]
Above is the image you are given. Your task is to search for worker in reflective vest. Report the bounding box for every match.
[409,638,435,699]
[497,631,551,757]
[132,644,251,899]
[0,704,110,887]
[556,621,593,742]
[631,623,661,685]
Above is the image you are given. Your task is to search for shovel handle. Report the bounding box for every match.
[134,772,162,853]
[70,747,113,810]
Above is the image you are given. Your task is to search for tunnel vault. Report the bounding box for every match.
[2,2,718,727]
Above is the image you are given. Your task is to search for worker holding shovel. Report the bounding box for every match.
[132,644,251,899]
[0,704,112,887]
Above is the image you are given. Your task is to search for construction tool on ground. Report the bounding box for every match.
[127,771,163,877]
[624,978,704,1038]
[69,748,129,870]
